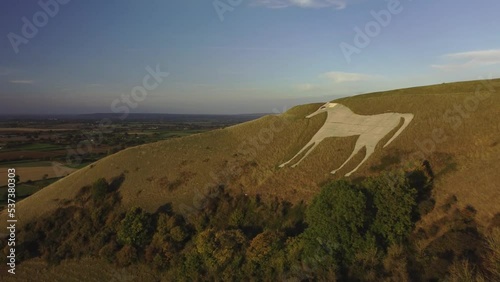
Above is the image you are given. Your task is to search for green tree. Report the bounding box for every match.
[195,228,247,275]
[302,180,370,269]
[91,178,109,202]
[117,207,154,247]
[245,230,286,278]
[363,171,417,246]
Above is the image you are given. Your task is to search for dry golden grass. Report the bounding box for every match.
[338,79,500,226]
[1,78,499,232]
[0,78,498,281]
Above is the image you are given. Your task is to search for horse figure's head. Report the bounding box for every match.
[306,102,338,118]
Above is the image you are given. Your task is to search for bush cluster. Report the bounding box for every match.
[5,167,499,281]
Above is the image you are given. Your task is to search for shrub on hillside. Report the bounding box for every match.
[302,180,369,268]
[99,241,118,263]
[91,178,110,202]
[483,228,500,279]
[244,230,286,278]
[298,170,424,279]
[117,207,154,247]
[363,171,418,246]
[116,245,138,267]
[195,228,247,275]
[382,244,410,282]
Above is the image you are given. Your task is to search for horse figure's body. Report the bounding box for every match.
[279,102,414,176]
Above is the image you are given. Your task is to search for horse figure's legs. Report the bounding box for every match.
[279,141,318,168]
[345,145,375,177]
[331,137,365,175]
[291,142,320,168]
[383,114,414,148]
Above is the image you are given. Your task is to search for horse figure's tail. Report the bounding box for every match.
[383,113,414,148]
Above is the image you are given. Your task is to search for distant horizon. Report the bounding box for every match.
[2,76,499,115]
[0,112,271,117]
[2,1,500,114]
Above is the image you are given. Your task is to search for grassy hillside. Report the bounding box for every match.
[1,78,499,280]
[3,79,499,229]
[337,79,500,225]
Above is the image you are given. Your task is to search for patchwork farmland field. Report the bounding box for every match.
[0,114,262,213]
[0,162,75,185]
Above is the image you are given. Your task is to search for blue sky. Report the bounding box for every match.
[1,0,500,114]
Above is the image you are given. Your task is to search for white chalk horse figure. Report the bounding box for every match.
[279,102,414,176]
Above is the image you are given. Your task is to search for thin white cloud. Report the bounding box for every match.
[294,83,318,91]
[10,80,34,84]
[322,71,373,83]
[432,49,500,71]
[251,0,347,9]
[293,71,375,91]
